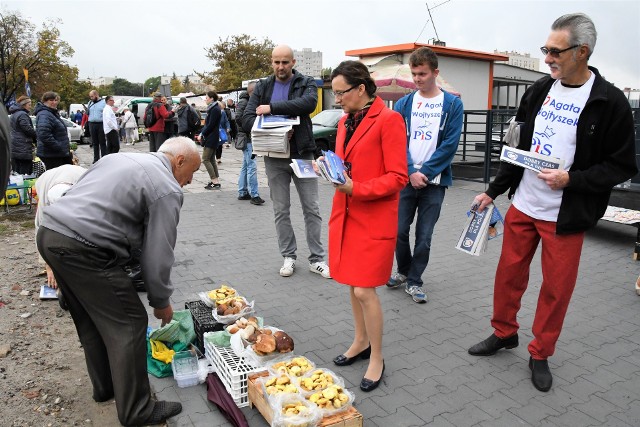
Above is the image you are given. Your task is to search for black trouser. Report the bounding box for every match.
[40,155,72,171]
[105,130,120,154]
[216,144,223,160]
[11,158,32,175]
[178,130,195,140]
[37,227,154,426]
[89,122,107,163]
[148,131,168,152]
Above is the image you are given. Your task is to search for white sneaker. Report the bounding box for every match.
[309,261,331,279]
[280,257,296,277]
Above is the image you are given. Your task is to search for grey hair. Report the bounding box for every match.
[158,136,200,160]
[551,13,597,59]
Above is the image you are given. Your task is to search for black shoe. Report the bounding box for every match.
[360,361,385,392]
[333,345,371,366]
[57,290,68,311]
[250,196,265,205]
[468,333,518,356]
[204,182,221,190]
[529,357,552,392]
[238,194,251,200]
[144,401,182,425]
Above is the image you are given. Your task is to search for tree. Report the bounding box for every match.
[321,67,333,80]
[199,34,274,91]
[183,75,191,92]
[111,78,143,96]
[170,72,184,95]
[0,10,75,105]
[144,76,161,96]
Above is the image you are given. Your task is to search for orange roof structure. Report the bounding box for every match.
[346,43,508,62]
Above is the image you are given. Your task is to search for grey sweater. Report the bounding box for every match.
[41,153,183,308]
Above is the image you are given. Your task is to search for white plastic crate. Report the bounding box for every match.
[204,340,261,407]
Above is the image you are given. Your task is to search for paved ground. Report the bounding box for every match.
[77,140,640,426]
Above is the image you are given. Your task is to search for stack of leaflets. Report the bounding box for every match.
[251,115,300,153]
[455,203,504,256]
[316,150,346,184]
[290,151,347,184]
[500,146,565,172]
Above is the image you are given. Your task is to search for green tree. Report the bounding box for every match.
[183,75,191,92]
[321,67,333,80]
[111,78,143,96]
[144,76,161,96]
[199,34,274,91]
[0,10,75,105]
[170,72,184,95]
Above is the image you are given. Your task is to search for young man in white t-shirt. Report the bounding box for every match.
[387,47,464,303]
[468,13,638,393]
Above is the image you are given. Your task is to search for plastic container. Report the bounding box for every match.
[171,351,200,388]
[204,340,261,407]
[185,300,224,354]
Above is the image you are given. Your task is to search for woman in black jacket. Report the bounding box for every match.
[9,95,37,174]
[35,92,72,170]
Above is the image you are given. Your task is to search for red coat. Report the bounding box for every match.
[147,103,174,132]
[328,97,408,287]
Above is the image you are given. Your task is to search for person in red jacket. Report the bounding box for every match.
[326,61,408,393]
[147,93,175,152]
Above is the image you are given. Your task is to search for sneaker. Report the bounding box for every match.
[238,194,251,200]
[280,257,296,277]
[405,285,427,303]
[386,272,407,289]
[204,182,221,190]
[250,196,265,205]
[125,143,131,146]
[309,261,331,279]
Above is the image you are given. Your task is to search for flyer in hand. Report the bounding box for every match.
[39,285,58,300]
[455,204,497,256]
[290,159,319,179]
[317,150,346,184]
[500,146,565,173]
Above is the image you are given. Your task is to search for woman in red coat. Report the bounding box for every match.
[326,61,408,392]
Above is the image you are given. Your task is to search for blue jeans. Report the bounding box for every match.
[395,183,446,288]
[238,143,259,198]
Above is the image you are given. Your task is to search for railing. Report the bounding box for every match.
[453,109,517,183]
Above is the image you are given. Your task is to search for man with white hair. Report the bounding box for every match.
[37,137,201,425]
[467,13,637,392]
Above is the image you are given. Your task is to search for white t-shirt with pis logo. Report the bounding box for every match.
[513,72,595,221]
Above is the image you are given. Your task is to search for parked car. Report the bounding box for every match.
[312,109,344,152]
[9,114,84,143]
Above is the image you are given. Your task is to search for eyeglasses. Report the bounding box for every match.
[331,85,358,98]
[540,44,579,57]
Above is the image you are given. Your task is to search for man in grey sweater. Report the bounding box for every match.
[36,137,201,426]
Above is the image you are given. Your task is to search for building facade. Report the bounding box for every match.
[293,48,323,79]
[494,50,540,71]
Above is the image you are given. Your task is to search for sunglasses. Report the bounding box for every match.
[540,44,579,58]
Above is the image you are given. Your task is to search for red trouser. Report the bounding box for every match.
[491,206,584,359]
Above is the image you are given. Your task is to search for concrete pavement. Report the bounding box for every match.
[76,139,640,426]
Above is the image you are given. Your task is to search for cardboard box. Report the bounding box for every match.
[248,372,363,427]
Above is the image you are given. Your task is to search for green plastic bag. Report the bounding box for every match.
[148,310,196,345]
[146,310,196,378]
[147,339,188,378]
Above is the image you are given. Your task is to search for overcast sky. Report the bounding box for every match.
[4,0,639,90]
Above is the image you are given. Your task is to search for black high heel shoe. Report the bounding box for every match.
[360,361,385,392]
[333,345,371,366]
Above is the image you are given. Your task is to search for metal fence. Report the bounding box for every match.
[452,109,517,183]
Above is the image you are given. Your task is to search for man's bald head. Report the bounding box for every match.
[271,45,296,82]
